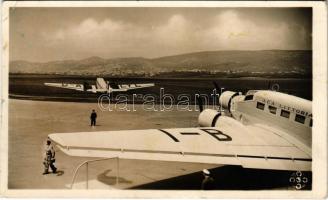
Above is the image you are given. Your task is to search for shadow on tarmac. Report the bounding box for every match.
[56,170,65,176]
[129,165,312,190]
[97,169,133,185]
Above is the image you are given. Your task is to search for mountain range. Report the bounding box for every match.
[10,50,312,78]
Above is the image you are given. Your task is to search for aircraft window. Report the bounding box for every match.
[256,102,265,110]
[280,110,290,118]
[244,95,254,101]
[295,114,305,124]
[310,119,313,127]
[268,105,277,114]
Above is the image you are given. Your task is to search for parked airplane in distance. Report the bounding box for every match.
[44,77,155,94]
[49,84,312,172]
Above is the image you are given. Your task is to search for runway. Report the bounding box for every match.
[8,99,311,190]
[9,75,313,103]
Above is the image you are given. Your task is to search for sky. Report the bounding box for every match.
[10,7,312,62]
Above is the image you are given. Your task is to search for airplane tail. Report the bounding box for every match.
[96,78,108,90]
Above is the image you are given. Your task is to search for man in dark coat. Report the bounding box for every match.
[90,109,97,126]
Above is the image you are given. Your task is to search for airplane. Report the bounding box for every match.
[48,84,312,172]
[44,77,155,94]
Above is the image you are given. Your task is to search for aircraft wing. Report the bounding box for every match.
[44,82,100,93]
[115,83,155,91]
[44,82,84,92]
[49,125,311,171]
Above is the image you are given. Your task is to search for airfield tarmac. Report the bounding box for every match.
[8,99,310,190]
[8,99,218,189]
[7,75,313,190]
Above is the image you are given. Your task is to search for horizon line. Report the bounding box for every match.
[10,49,312,63]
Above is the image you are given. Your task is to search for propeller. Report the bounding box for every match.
[213,81,226,95]
[196,95,204,112]
[267,80,272,90]
[213,81,220,94]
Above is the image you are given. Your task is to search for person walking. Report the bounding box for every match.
[90,109,97,126]
[43,138,57,175]
[201,169,215,190]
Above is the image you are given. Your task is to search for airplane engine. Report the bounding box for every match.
[215,115,246,130]
[219,91,238,111]
[198,109,221,127]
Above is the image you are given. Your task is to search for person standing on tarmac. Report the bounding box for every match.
[201,169,215,190]
[43,138,57,175]
[90,109,97,126]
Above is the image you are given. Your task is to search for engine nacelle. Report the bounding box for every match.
[198,109,221,127]
[219,91,238,111]
[215,115,247,131]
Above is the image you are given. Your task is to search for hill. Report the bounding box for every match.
[10,50,312,78]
